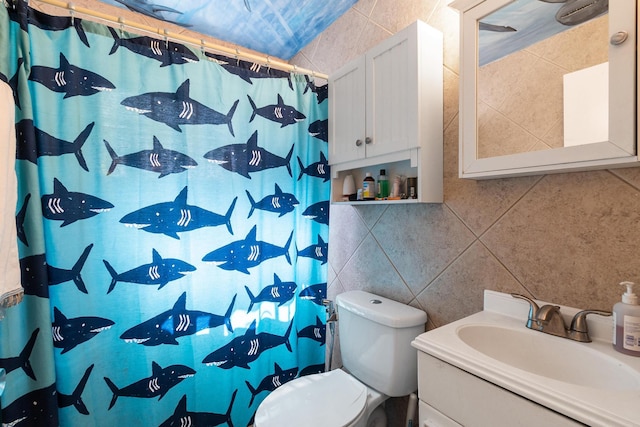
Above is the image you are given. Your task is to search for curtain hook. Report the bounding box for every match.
[163,29,169,48]
[235,48,240,66]
[200,39,206,56]
[68,2,75,25]
[118,17,125,36]
[266,56,271,73]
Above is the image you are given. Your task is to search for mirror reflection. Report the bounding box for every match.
[477,0,609,159]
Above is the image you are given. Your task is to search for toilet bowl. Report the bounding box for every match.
[254,369,387,427]
[255,291,427,427]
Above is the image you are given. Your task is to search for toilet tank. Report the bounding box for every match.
[335,290,427,397]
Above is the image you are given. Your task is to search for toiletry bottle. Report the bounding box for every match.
[363,172,376,200]
[613,281,640,356]
[377,169,389,198]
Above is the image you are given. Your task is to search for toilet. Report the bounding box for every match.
[255,290,427,427]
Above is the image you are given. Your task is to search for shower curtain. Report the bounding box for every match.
[0,1,329,426]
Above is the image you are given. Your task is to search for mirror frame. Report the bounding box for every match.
[451,0,638,179]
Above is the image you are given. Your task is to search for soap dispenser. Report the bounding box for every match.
[613,281,640,356]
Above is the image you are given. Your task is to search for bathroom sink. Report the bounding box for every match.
[412,291,640,427]
[456,324,640,390]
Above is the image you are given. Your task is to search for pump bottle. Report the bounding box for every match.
[613,281,640,356]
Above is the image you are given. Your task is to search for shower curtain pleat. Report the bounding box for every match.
[0,2,329,426]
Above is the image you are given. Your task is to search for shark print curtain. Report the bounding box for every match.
[0,1,329,426]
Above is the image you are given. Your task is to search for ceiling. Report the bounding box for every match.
[99,0,357,60]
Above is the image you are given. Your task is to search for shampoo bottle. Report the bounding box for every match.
[613,281,640,356]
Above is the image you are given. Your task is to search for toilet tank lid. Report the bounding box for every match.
[336,291,427,328]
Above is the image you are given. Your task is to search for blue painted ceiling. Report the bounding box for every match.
[100,0,357,60]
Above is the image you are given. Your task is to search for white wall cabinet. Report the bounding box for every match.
[328,20,443,204]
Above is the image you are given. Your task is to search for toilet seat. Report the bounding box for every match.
[254,369,368,427]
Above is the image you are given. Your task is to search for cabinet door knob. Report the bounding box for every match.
[355,139,363,147]
[365,137,372,145]
[610,31,628,45]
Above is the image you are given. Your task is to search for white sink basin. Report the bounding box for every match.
[457,324,640,390]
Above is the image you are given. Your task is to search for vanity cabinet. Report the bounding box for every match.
[328,20,443,204]
[417,353,582,427]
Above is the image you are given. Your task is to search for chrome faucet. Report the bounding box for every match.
[511,294,611,342]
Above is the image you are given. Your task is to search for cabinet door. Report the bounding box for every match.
[365,25,419,158]
[329,55,366,165]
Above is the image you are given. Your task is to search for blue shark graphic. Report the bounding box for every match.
[49,243,93,294]
[302,200,329,225]
[121,79,238,135]
[160,391,237,427]
[29,53,115,98]
[297,235,328,265]
[21,244,93,298]
[297,152,330,182]
[202,319,294,369]
[52,307,115,354]
[202,225,293,274]
[20,254,49,298]
[119,187,236,239]
[299,283,327,306]
[0,383,58,427]
[16,193,30,246]
[105,136,197,178]
[297,316,326,345]
[308,119,328,142]
[113,0,185,25]
[41,178,114,227]
[103,248,196,294]
[245,273,297,312]
[248,94,306,127]
[104,361,196,410]
[108,27,199,67]
[299,363,325,376]
[304,75,328,104]
[28,6,89,47]
[205,53,293,89]
[0,328,39,381]
[246,183,299,218]
[120,291,236,345]
[57,364,94,415]
[203,130,293,179]
[245,363,298,406]
[16,119,94,171]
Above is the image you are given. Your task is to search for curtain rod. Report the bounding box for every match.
[31,0,329,80]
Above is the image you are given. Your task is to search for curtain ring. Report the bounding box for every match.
[68,2,75,25]
[118,17,125,36]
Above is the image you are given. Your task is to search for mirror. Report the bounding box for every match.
[451,0,637,179]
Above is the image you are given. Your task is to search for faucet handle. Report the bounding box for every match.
[511,294,540,329]
[569,309,612,342]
